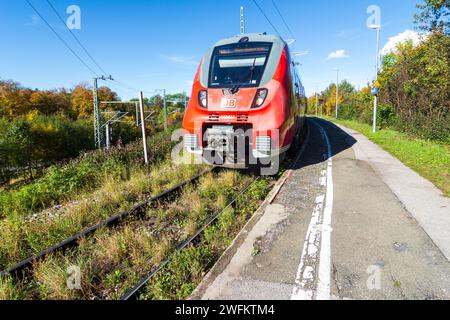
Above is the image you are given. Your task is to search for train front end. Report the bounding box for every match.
[182,33,299,173]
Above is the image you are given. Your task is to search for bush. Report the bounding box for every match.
[379,32,450,142]
[312,33,449,143]
[0,129,177,218]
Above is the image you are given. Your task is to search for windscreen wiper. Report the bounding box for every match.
[230,57,258,94]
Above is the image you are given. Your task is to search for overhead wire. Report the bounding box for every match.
[25,0,99,77]
[45,0,109,76]
[271,0,295,40]
[26,0,152,95]
[250,0,282,38]
[26,0,186,98]
[104,79,157,97]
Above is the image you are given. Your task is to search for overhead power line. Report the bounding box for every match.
[104,79,157,97]
[26,0,161,99]
[271,0,295,40]
[251,0,282,38]
[45,0,108,76]
[25,0,98,76]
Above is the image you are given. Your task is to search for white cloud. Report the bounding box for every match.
[25,14,40,27]
[381,30,426,56]
[327,49,350,60]
[160,54,198,66]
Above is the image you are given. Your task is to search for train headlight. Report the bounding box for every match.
[252,89,268,108]
[198,90,208,108]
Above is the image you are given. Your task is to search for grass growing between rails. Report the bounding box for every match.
[321,116,450,197]
[141,176,272,300]
[0,170,274,300]
[0,159,208,271]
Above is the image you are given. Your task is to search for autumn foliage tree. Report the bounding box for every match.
[0,80,119,120]
[71,83,118,119]
[0,79,187,184]
[0,81,120,184]
[308,1,449,142]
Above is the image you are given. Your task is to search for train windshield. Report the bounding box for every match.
[209,42,272,89]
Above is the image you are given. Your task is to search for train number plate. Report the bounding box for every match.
[220,98,237,108]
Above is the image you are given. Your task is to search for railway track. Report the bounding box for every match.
[1,123,309,300]
[121,175,261,300]
[121,122,310,300]
[0,167,216,277]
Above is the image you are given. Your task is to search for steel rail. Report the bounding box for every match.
[0,168,216,277]
[121,120,311,300]
[121,175,261,300]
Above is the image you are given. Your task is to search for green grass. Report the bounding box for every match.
[0,160,206,270]
[140,176,273,300]
[1,170,274,300]
[0,130,176,219]
[321,116,450,197]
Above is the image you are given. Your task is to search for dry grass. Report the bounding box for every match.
[92,226,154,269]
[0,276,22,300]
[33,253,86,300]
[5,169,273,300]
[0,161,207,271]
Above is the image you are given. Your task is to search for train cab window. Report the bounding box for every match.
[209,42,272,89]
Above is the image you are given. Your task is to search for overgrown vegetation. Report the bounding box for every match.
[0,80,187,185]
[0,170,274,300]
[0,155,209,271]
[141,177,271,300]
[309,1,449,143]
[0,130,176,219]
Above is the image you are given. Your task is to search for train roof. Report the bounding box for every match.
[212,33,286,47]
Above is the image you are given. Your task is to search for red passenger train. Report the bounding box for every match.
[182,33,307,174]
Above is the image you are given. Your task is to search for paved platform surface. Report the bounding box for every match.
[191,118,450,300]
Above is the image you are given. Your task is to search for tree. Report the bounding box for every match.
[70,83,119,119]
[379,33,450,141]
[29,90,71,117]
[70,83,93,118]
[415,0,450,34]
[3,120,35,176]
[0,80,32,118]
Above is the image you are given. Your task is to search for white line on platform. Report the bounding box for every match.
[291,120,334,300]
[315,121,334,300]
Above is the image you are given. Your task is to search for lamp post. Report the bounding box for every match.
[369,24,381,133]
[333,68,339,119]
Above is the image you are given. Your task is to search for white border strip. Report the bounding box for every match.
[291,120,334,300]
[316,121,334,300]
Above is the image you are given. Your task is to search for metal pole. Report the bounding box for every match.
[135,102,139,127]
[105,123,111,150]
[240,6,245,34]
[139,91,149,165]
[335,70,339,119]
[93,78,103,149]
[163,89,167,132]
[373,28,380,133]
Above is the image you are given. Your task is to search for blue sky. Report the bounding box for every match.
[0,0,419,100]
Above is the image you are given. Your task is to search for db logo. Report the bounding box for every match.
[221,98,237,108]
